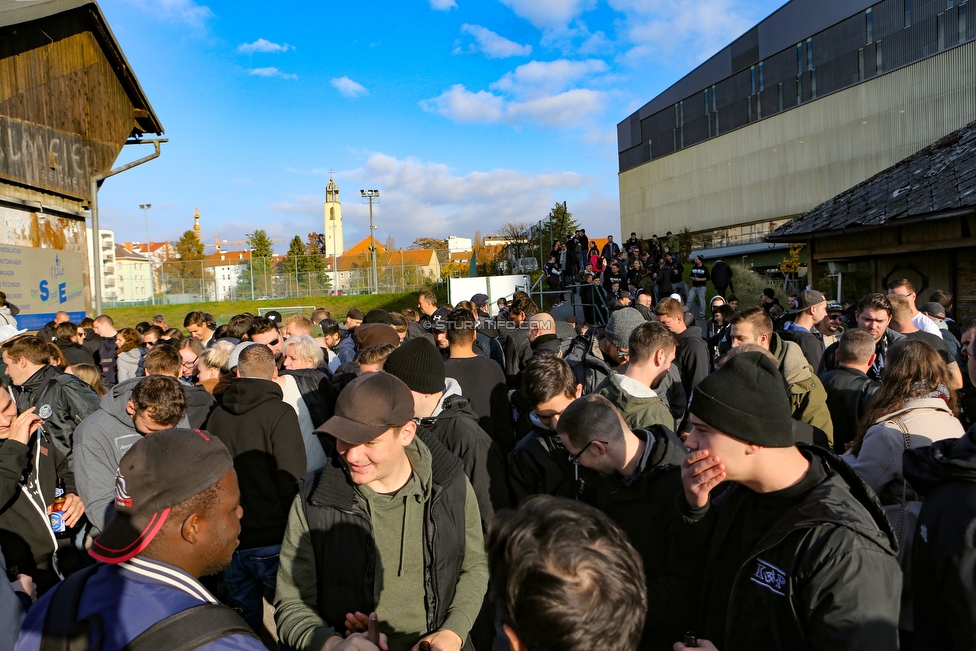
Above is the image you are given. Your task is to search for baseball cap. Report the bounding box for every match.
[0,325,27,344]
[265,310,283,323]
[429,307,451,331]
[363,309,395,325]
[826,303,844,313]
[90,428,234,564]
[316,372,415,444]
[471,293,489,308]
[920,302,946,318]
[227,341,257,370]
[790,289,827,314]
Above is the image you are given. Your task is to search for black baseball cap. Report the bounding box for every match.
[265,310,283,323]
[789,289,827,314]
[90,428,234,564]
[317,373,415,444]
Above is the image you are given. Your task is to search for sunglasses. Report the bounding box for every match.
[828,315,844,320]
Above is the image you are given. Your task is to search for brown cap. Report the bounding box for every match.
[90,428,233,564]
[316,372,415,444]
[353,323,400,349]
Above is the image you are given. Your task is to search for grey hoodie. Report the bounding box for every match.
[74,378,189,533]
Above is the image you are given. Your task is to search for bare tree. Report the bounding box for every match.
[495,222,530,261]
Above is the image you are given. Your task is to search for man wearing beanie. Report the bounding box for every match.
[17,429,265,651]
[385,337,508,526]
[275,373,488,651]
[672,351,901,651]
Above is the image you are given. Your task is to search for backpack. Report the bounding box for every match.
[562,331,611,395]
[40,565,259,651]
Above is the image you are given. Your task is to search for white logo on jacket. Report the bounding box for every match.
[751,558,787,596]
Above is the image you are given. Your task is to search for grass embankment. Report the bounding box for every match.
[103,292,437,328]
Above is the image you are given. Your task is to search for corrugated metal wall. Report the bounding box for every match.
[619,39,976,238]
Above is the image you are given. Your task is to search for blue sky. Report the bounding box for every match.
[96,0,785,253]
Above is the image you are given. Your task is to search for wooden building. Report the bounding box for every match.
[768,119,976,321]
[0,0,162,328]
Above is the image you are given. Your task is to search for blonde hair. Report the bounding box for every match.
[70,363,107,397]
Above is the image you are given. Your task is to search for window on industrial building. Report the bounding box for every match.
[866,8,874,44]
[877,39,883,73]
[810,69,817,98]
[905,0,912,28]
[807,38,813,69]
[858,48,865,80]
[939,13,946,50]
[796,74,802,104]
[796,43,803,75]
[962,4,968,42]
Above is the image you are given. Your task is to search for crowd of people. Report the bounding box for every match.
[1,245,976,651]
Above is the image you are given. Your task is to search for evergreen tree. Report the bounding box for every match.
[169,230,207,294]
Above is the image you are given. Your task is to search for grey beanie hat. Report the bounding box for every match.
[605,307,646,352]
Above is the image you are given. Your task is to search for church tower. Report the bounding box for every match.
[323,173,344,257]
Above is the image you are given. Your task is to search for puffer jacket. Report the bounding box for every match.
[679,444,901,650]
[769,333,834,447]
[0,306,17,328]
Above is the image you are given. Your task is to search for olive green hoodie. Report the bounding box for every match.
[274,437,487,651]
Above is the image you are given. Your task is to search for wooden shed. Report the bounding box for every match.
[768,119,976,322]
[0,0,163,328]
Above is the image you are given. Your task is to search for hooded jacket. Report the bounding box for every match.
[417,385,509,525]
[595,372,674,431]
[0,426,74,593]
[12,365,99,464]
[74,378,191,534]
[678,444,901,650]
[116,348,142,383]
[54,339,95,367]
[674,326,709,433]
[562,330,614,395]
[207,377,306,549]
[768,333,834,447]
[904,430,976,647]
[595,427,694,650]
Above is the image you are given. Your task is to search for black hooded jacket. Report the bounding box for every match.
[207,377,307,549]
[676,444,901,651]
[904,430,976,647]
[595,426,695,651]
[418,394,509,527]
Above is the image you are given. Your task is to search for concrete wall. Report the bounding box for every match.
[619,39,976,238]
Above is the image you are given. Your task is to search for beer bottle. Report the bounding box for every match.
[419,642,432,651]
[50,477,66,534]
[683,632,699,648]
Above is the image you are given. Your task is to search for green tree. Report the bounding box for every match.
[168,229,207,295]
[282,234,329,294]
[409,237,448,250]
[549,202,580,241]
[237,230,275,297]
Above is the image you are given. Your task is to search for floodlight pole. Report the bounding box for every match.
[361,189,380,294]
[245,233,255,301]
[140,203,154,305]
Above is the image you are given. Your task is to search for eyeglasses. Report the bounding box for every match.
[568,439,608,465]
[181,357,199,368]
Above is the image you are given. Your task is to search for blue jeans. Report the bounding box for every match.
[688,285,708,319]
[223,543,281,633]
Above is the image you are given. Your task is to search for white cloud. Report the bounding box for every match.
[250,67,298,80]
[423,57,609,128]
[459,24,532,58]
[429,0,457,9]
[609,0,760,66]
[121,0,213,26]
[331,76,370,98]
[491,59,607,97]
[238,39,294,54]
[268,153,594,242]
[422,84,605,127]
[498,0,595,31]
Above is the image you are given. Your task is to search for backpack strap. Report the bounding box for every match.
[121,604,258,651]
[39,565,101,651]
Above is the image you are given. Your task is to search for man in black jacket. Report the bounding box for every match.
[819,293,904,380]
[91,315,119,387]
[674,351,900,651]
[819,329,880,454]
[710,258,733,298]
[654,298,708,436]
[384,337,508,525]
[144,344,215,429]
[2,336,99,464]
[53,322,94,368]
[557,394,693,651]
[207,344,306,634]
[0,388,83,594]
[904,428,976,648]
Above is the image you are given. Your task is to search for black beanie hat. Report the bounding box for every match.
[384,337,445,394]
[689,351,793,447]
[363,308,395,325]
